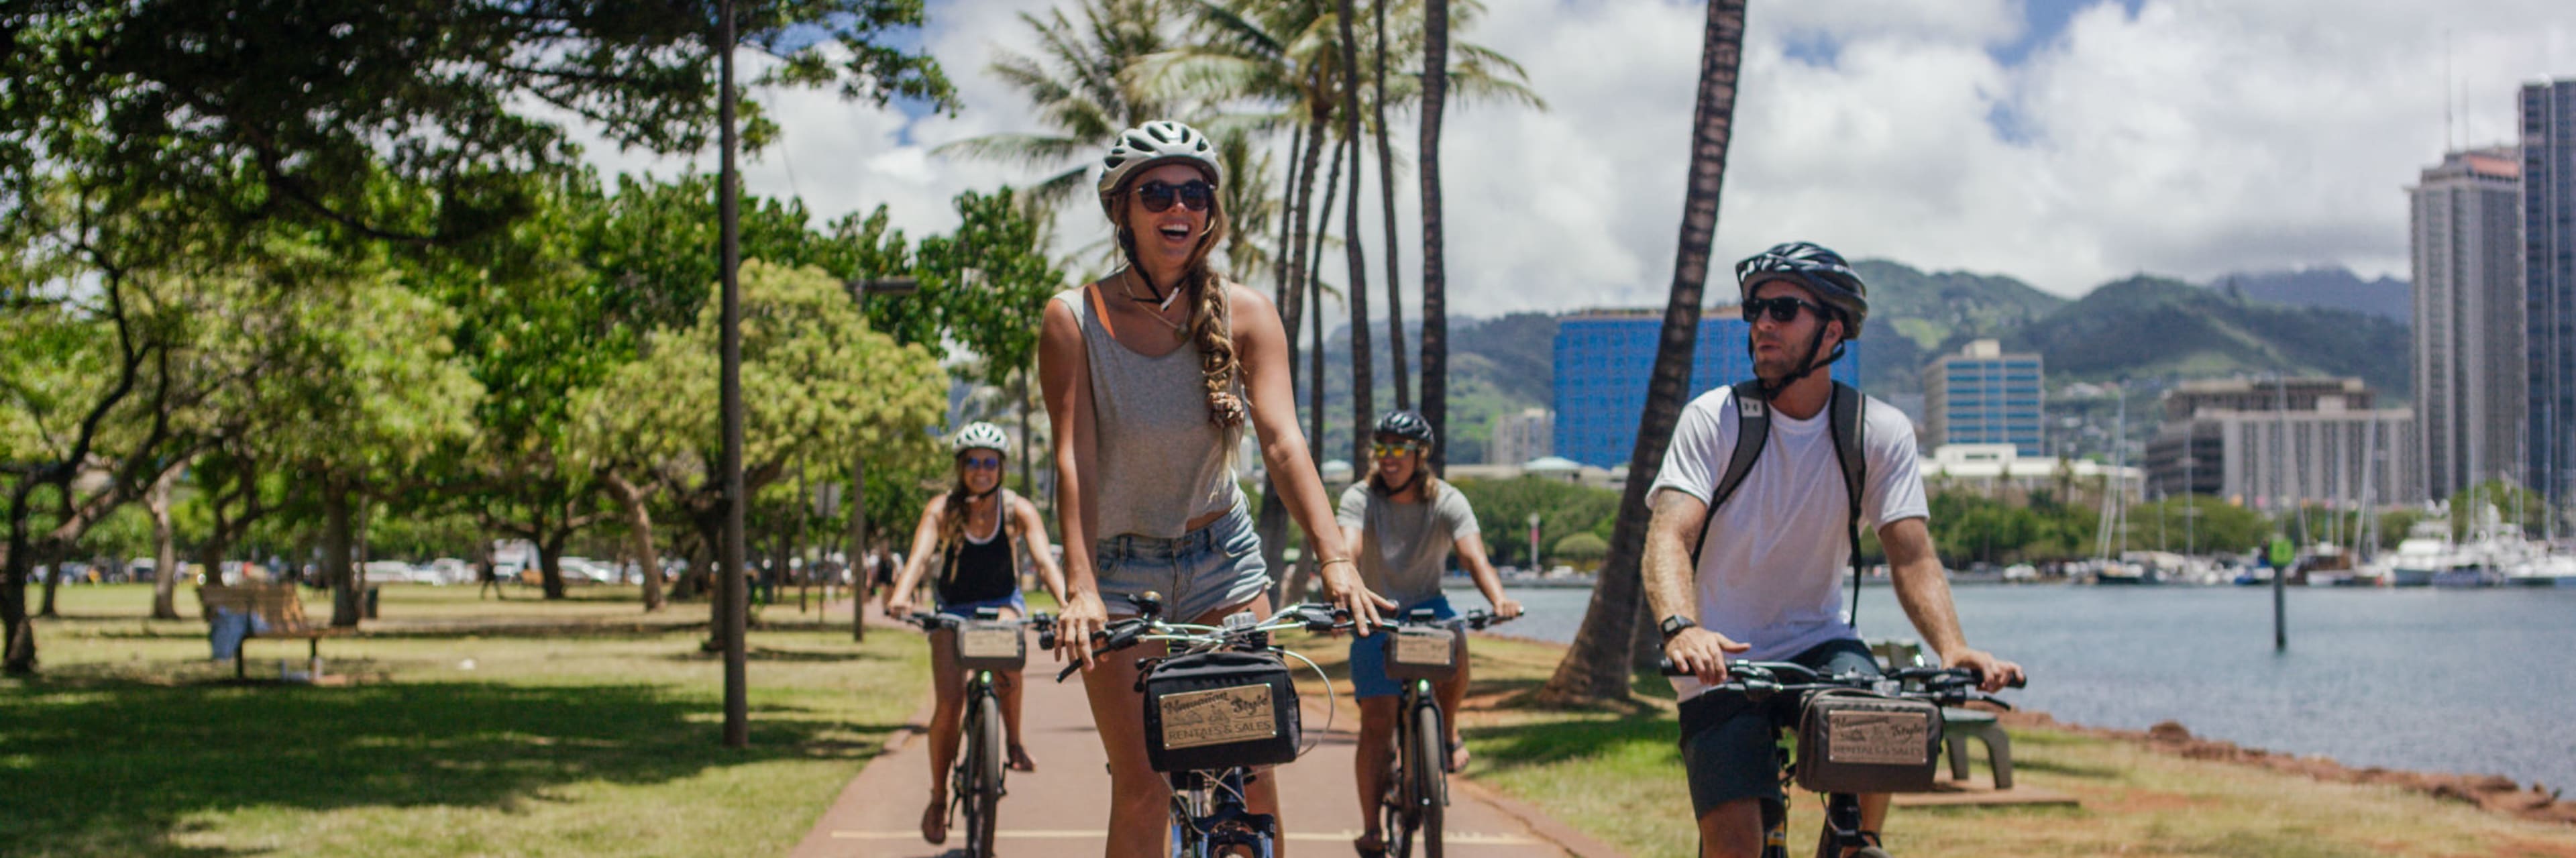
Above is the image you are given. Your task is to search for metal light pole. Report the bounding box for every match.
[718,0,749,749]
[845,276,918,643]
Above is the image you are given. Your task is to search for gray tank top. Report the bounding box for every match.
[1056,284,1244,539]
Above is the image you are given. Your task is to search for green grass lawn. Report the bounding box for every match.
[1395,635,2576,858]
[2,584,924,858]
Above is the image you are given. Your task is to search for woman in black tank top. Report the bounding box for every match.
[884,423,1067,845]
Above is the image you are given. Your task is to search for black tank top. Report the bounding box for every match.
[938,497,1017,605]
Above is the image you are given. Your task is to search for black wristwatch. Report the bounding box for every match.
[1658,614,1698,641]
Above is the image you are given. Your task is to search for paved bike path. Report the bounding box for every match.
[788,602,1605,857]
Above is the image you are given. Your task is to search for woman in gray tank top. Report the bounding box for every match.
[1040,120,1391,857]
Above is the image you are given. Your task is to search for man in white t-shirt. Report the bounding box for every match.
[1646,241,2023,858]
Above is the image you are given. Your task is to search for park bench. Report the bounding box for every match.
[197,584,342,682]
[1870,638,2015,789]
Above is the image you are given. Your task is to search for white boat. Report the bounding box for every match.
[2505,553,2576,587]
[2385,519,2458,588]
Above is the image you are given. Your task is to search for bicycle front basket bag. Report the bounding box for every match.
[952,619,1027,672]
[1141,649,1301,773]
[1382,625,1464,682]
[1792,690,1944,794]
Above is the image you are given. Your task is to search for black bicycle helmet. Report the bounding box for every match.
[1373,410,1436,449]
[1734,241,1869,340]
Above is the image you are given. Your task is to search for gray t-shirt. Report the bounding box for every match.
[1336,482,1481,607]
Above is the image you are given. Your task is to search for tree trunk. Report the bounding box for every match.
[196,533,230,590]
[606,472,665,612]
[537,535,568,600]
[148,468,182,620]
[3,539,37,674]
[1338,0,1375,470]
[1540,0,1747,704]
[1374,0,1409,411]
[38,550,64,618]
[1016,371,1038,507]
[325,480,361,628]
[848,457,867,642]
[1290,142,1342,607]
[1419,0,1452,476]
[1285,117,1331,362]
[1259,123,1320,605]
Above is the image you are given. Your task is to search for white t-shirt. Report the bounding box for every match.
[1648,385,1928,702]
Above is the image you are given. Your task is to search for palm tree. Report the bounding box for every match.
[1373,0,1409,411]
[1336,0,1373,468]
[1416,0,1450,474]
[1539,0,1751,704]
[934,0,1177,213]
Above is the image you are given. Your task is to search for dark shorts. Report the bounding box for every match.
[1676,637,1882,819]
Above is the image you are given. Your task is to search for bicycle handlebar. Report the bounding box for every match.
[1653,658,2024,708]
[1051,602,1353,683]
[909,610,1057,635]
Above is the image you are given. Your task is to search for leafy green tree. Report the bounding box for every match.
[1,1,954,247]
[1448,477,1618,568]
[1550,532,1607,571]
[570,260,945,619]
[916,188,1065,498]
[2443,480,2550,542]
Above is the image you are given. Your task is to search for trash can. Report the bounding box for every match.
[209,608,251,661]
[363,585,380,619]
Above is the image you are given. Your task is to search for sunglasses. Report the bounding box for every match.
[1136,179,1214,213]
[1741,295,1825,325]
[1372,442,1424,459]
[957,454,1003,471]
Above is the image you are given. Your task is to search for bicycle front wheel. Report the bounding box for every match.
[967,693,1004,856]
[1412,706,1446,858]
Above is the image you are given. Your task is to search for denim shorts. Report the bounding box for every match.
[1348,594,1458,698]
[1095,500,1270,623]
[1676,637,1881,818]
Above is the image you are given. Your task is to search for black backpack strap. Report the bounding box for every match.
[1689,382,1774,568]
[1827,382,1868,627]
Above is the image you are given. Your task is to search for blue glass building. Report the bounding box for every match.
[1551,310,1861,468]
[1923,340,2044,455]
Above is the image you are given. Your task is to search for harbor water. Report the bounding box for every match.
[1466,582,2576,791]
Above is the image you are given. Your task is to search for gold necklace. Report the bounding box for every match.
[1119,268,1191,338]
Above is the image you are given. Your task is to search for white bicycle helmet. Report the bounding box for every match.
[1096,120,1224,217]
[951,422,1010,456]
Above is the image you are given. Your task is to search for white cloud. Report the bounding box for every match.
[567,0,2576,313]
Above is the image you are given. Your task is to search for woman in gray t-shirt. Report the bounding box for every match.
[1336,411,1521,856]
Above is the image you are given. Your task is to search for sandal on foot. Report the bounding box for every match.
[1446,739,1470,773]
[1008,743,1036,773]
[1353,833,1387,857]
[920,795,948,845]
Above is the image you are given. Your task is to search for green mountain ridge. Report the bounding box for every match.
[1305,260,2412,463]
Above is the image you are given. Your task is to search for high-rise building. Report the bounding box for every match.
[2145,377,2420,507]
[1488,408,1555,466]
[2526,80,2576,504]
[1921,339,2043,456]
[1550,309,1860,468]
[2410,146,2524,501]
